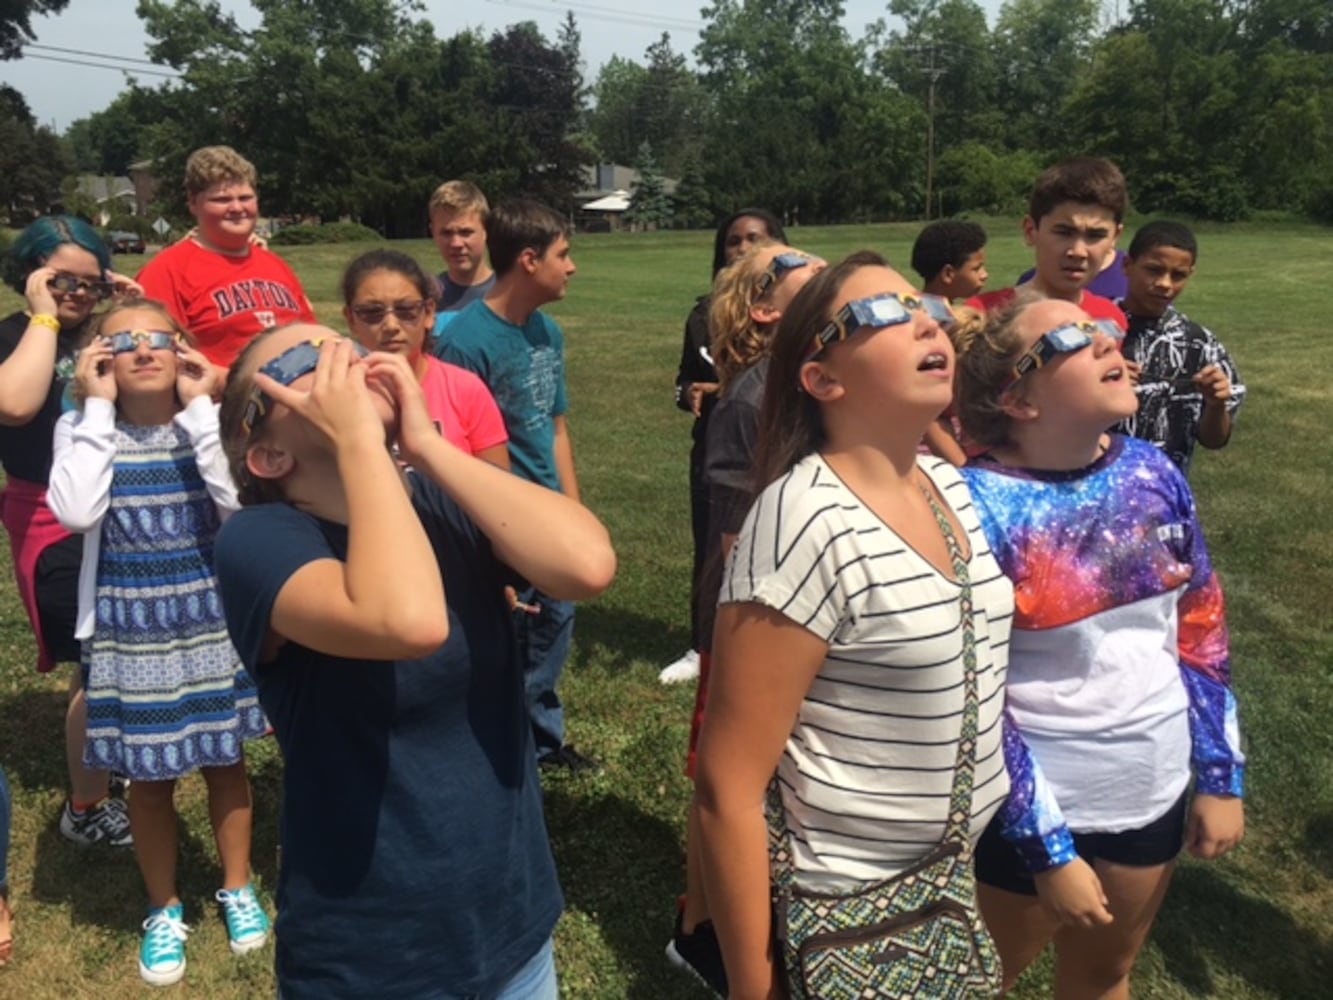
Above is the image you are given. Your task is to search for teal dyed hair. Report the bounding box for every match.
[3,215,113,294]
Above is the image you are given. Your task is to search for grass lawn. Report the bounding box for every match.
[1,220,1331,998]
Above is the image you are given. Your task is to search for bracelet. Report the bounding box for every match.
[27,312,61,332]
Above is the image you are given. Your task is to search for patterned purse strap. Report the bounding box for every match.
[767,476,982,891]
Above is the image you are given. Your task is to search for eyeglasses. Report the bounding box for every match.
[49,272,114,301]
[241,337,370,437]
[1005,319,1124,389]
[349,300,428,326]
[102,330,179,354]
[805,293,955,361]
[754,252,822,299]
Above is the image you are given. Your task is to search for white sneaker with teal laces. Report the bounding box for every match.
[139,903,190,986]
[216,885,270,954]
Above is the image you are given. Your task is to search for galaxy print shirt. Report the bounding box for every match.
[1112,304,1245,476]
[962,436,1244,872]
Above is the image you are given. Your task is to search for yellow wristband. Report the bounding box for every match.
[28,313,61,332]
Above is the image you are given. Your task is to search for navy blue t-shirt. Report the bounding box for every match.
[215,475,561,999]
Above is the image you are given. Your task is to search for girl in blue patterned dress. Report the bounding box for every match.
[47,298,269,988]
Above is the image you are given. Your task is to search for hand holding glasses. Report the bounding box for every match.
[242,337,370,437]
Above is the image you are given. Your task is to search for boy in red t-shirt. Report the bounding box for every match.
[966,157,1129,332]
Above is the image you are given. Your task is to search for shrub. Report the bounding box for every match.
[269,221,381,245]
[103,214,155,241]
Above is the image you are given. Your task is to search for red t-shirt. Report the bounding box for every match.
[418,356,508,457]
[137,239,316,368]
[965,286,1128,331]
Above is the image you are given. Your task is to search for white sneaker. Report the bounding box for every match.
[658,649,701,685]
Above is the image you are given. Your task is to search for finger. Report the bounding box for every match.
[252,371,309,412]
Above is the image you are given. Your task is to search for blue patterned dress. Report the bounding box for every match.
[82,421,266,780]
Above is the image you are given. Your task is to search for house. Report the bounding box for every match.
[575,163,678,232]
[71,174,138,224]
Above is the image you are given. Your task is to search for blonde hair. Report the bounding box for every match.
[184,146,257,198]
[428,180,489,221]
[74,297,195,408]
[952,294,1042,451]
[709,241,782,392]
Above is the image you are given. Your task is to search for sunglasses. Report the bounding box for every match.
[241,337,370,437]
[102,330,179,354]
[754,252,822,299]
[349,300,428,326]
[49,272,114,301]
[805,293,955,361]
[1005,319,1124,390]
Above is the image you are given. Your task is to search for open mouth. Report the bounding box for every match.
[918,352,949,372]
[1102,366,1125,382]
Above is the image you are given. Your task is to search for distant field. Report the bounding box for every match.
[1,220,1330,998]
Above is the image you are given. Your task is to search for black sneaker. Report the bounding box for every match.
[665,910,728,996]
[537,744,601,774]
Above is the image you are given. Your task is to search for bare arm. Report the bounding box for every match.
[1195,364,1234,449]
[264,341,448,660]
[695,601,827,1000]
[0,267,65,425]
[372,353,615,602]
[475,442,511,471]
[552,414,580,502]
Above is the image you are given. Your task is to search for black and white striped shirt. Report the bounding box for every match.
[722,453,1014,887]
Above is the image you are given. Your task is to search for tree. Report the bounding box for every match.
[627,141,673,229]
[0,85,72,222]
[0,0,69,59]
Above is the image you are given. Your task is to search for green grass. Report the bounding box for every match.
[2,221,1332,997]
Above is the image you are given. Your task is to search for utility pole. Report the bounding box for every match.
[923,46,945,221]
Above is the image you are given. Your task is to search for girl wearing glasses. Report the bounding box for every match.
[0,215,142,854]
[668,242,828,992]
[341,249,508,467]
[47,298,268,986]
[210,327,614,998]
[953,296,1244,998]
[692,252,1013,998]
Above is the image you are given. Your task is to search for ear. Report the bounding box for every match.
[341,304,354,327]
[246,442,294,482]
[518,247,540,276]
[939,264,957,286]
[1111,221,1124,245]
[186,192,202,219]
[1021,216,1038,246]
[799,360,845,402]
[750,301,782,327]
[998,385,1039,423]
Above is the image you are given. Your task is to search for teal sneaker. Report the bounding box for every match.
[215,885,270,954]
[139,903,189,986]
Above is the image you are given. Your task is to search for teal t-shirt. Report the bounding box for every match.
[435,300,568,491]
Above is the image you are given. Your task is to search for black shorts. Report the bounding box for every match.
[975,789,1189,896]
[34,533,81,664]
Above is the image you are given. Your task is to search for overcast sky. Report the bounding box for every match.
[1,0,1010,131]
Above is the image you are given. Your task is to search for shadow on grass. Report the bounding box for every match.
[543,784,700,999]
[572,601,690,676]
[1303,810,1333,879]
[0,687,75,792]
[1153,863,1333,997]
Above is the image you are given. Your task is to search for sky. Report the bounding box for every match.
[0,0,1006,132]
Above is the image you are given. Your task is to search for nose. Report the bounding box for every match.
[1093,331,1121,355]
[134,339,154,360]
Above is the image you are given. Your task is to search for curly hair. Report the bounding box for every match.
[952,294,1042,451]
[708,242,786,392]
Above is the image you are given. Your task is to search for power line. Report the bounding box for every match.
[25,42,168,68]
[18,52,180,79]
[482,0,703,32]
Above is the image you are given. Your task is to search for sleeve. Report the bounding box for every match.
[174,397,239,518]
[47,400,118,533]
[704,394,759,494]
[1198,322,1246,418]
[135,254,188,328]
[675,298,715,412]
[995,710,1078,872]
[214,505,336,671]
[452,367,508,453]
[719,477,848,643]
[1169,468,1245,796]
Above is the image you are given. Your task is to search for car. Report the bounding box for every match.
[107,230,146,254]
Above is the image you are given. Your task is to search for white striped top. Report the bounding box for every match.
[721,453,1014,887]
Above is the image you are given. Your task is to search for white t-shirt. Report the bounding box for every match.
[721,453,1014,887]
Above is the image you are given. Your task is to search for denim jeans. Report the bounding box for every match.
[514,588,574,759]
[0,764,10,893]
[276,938,557,1000]
[492,937,558,1000]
